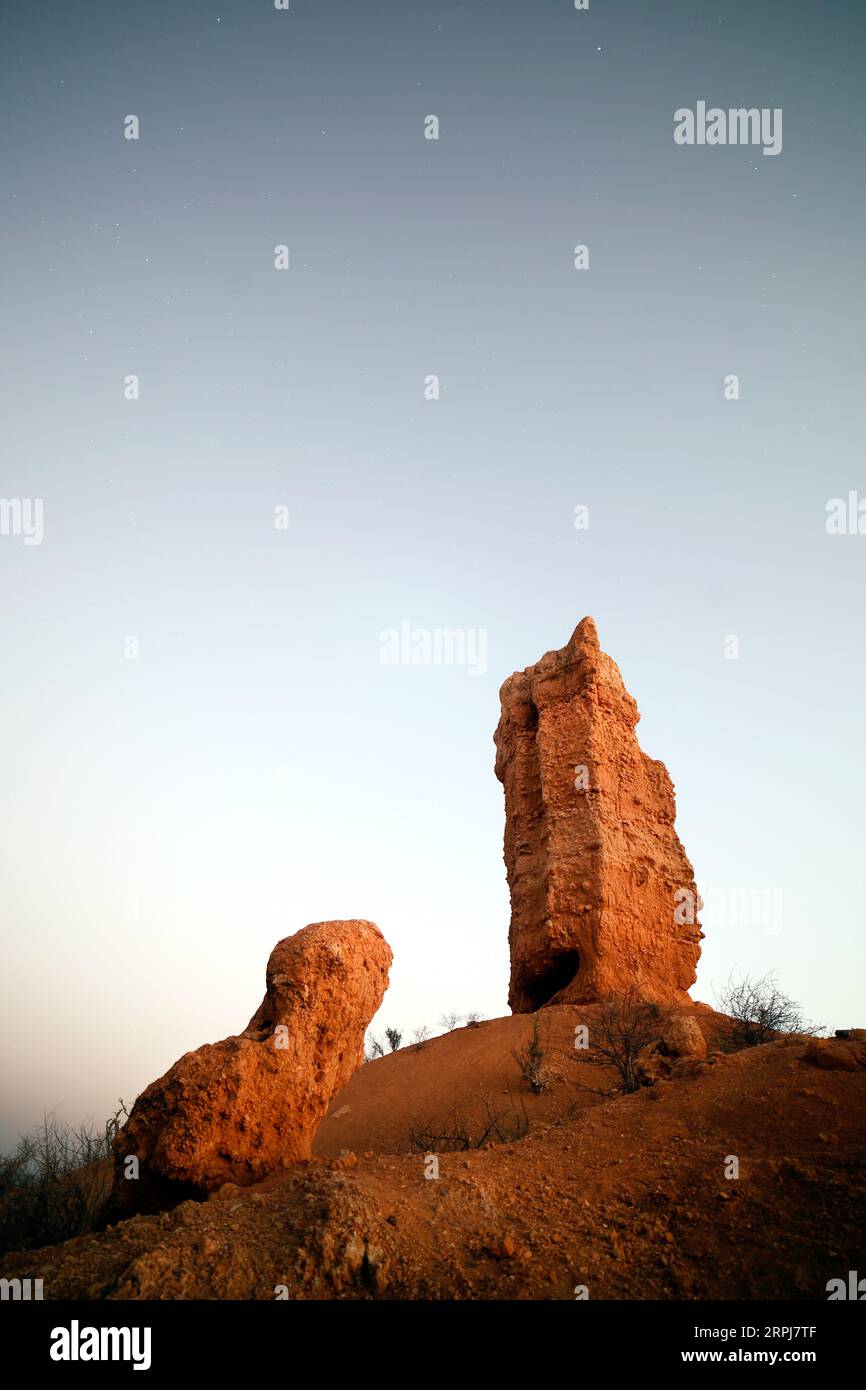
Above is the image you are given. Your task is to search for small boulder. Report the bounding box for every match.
[636,1013,707,1087]
[662,1015,707,1059]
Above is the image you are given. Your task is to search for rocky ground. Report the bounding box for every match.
[3,1006,865,1300]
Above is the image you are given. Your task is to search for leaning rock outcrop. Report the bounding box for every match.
[494,618,702,1011]
[112,920,391,1214]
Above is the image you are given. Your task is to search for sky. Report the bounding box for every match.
[1,0,864,1148]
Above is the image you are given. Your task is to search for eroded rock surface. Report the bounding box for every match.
[804,1036,866,1072]
[112,920,392,1214]
[494,618,703,1011]
[636,1012,710,1087]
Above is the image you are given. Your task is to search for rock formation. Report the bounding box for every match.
[112,920,391,1214]
[636,1013,709,1087]
[494,618,702,1011]
[804,1034,866,1072]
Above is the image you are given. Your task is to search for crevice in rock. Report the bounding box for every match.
[524,949,581,1010]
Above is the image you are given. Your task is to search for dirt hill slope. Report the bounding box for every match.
[3,1014,864,1300]
[315,1006,615,1157]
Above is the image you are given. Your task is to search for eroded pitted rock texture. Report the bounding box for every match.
[112,920,391,1214]
[494,618,702,1011]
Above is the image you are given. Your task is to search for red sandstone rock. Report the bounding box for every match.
[112,920,391,1212]
[636,1014,708,1087]
[662,1015,708,1060]
[803,1038,866,1072]
[494,618,703,1011]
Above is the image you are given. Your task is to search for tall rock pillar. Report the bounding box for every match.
[494,618,702,1011]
